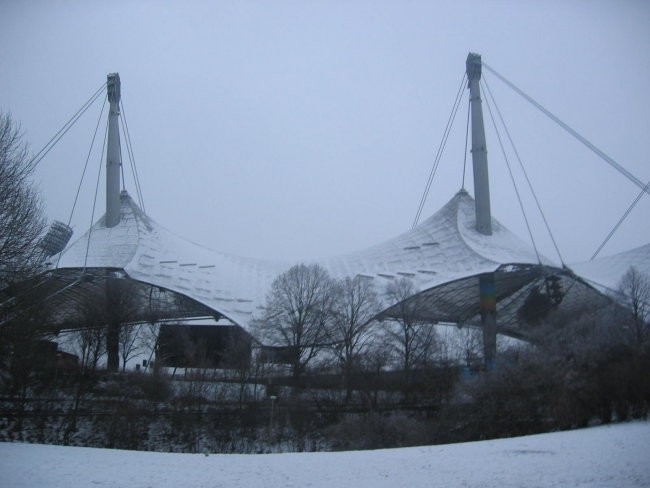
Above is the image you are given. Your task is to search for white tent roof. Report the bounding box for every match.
[52,189,555,331]
[570,243,650,293]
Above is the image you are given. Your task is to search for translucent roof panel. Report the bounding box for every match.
[46,189,644,338]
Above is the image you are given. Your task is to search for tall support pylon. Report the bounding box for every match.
[479,272,497,368]
[467,53,497,367]
[467,53,492,236]
[106,73,121,228]
[106,73,122,371]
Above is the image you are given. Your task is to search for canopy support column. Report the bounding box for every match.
[106,73,121,228]
[467,53,492,236]
[479,273,497,368]
[105,273,120,372]
[467,53,497,367]
[106,73,122,371]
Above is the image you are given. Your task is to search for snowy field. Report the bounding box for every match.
[1,422,649,488]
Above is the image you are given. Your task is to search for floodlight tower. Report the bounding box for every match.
[106,73,122,228]
[467,53,497,367]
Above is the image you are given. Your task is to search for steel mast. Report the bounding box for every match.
[467,53,497,367]
[466,53,492,235]
[106,73,121,228]
[105,73,123,371]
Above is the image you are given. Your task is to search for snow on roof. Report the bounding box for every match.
[570,243,650,293]
[52,190,560,331]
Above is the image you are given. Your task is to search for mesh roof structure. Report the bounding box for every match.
[571,243,650,293]
[37,188,641,340]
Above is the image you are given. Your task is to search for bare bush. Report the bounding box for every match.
[328,412,431,450]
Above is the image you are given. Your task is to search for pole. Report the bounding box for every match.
[467,53,497,367]
[106,73,121,228]
[479,273,497,369]
[466,53,492,236]
[105,74,122,371]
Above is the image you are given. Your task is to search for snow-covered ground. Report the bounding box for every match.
[2,422,648,488]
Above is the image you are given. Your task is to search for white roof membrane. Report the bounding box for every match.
[49,189,646,335]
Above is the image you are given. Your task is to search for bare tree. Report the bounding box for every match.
[72,290,108,373]
[357,339,394,409]
[0,279,54,369]
[73,326,106,374]
[68,279,144,372]
[119,323,144,372]
[329,276,380,401]
[382,278,437,385]
[256,263,336,382]
[439,325,483,368]
[618,267,650,345]
[105,278,144,371]
[0,113,48,368]
[221,331,255,406]
[138,321,160,372]
[0,113,46,288]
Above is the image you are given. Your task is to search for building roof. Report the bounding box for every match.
[50,189,561,332]
[570,243,650,294]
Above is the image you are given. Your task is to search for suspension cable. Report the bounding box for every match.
[482,62,649,197]
[119,102,135,203]
[28,82,107,169]
[66,96,107,228]
[0,276,85,328]
[54,95,108,270]
[119,100,145,211]
[412,72,467,228]
[461,96,471,190]
[481,79,542,264]
[482,76,566,266]
[0,274,51,309]
[591,179,650,260]
[84,118,109,269]
[120,130,126,192]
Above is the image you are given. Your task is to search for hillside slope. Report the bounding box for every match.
[1,421,648,488]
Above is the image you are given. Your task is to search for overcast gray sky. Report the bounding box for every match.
[1,0,649,264]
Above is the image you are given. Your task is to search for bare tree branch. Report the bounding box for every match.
[0,113,46,288]
[329,276,380,400]
[618,267,650,345]
[257,263,336,381]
